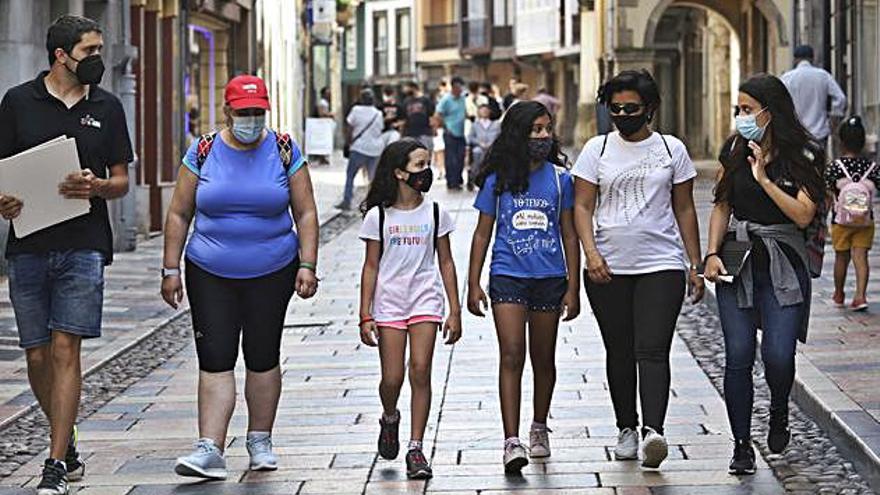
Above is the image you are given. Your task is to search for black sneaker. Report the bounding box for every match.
[728,439,756,475]
[377,411,400,460]
[768,407,791,454]
[64,426,85,481]
[405,449,433,479]
[36,458,69,495]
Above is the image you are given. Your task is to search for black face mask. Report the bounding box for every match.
[405,168,433,193]
[67,54,105,85]
[527,137,553,161]
[612,113,650,137]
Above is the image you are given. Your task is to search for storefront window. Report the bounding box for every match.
[861,0,880,140]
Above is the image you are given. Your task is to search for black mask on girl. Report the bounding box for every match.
[612,113,650,137]
[67,54,105,85]
[528,137,553,161]
[405,168,433,192]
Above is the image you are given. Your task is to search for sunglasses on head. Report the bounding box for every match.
[609,103,645,115]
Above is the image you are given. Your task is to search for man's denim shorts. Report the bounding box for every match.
[488,275,568,312]
[7,250,105,349]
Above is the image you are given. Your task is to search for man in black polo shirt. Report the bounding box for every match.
[0,15,132,495]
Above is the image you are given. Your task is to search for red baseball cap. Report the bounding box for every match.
[225,75,271,110]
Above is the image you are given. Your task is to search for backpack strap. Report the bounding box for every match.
[433,202,440,255]
[553,166,563,220]
[600,133,609,157]
[196,132,218,170]
[836,159,854,182]
[274,131,293,169]
[659,133,673,158]
[861,161,877,183]
[378,206,386,260]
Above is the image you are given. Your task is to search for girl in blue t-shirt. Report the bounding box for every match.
[466,101,581,473]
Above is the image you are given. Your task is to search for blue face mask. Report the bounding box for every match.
[232,115,266,144]
[735,108,768,142]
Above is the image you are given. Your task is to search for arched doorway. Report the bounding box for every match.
[643,0,788,159]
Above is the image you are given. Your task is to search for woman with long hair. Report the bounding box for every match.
[467,101,580,472]
[572,70,703,470]
[703,74,823,474]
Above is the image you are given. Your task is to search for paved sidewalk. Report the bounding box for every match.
[0,153,352,428]
[0,187,787,494]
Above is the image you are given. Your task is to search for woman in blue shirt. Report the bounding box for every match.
[161,76,319,479]
[467,101,581,473]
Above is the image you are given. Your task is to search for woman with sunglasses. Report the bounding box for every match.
[703,74,823,475]
[572,70,703,469]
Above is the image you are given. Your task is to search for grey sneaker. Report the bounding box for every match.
[247,434,278,471]
[641,427,668,468]
[174,438,228,479]
[405,449,433,479]
[64,426,85,482]
[529,426,551,458]
[503,441,529,473]
[614,427,639,460]
[36,459,68,495]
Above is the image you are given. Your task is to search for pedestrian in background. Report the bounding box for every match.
[435,76,469,190]
[467,104,501,190]
[704,73,824,475]
[826,116,878,311]
[358,138,462,479]
[480,81,503,120]
[467,101,580,473]
[162,75,319,480]
[0,15,133,495]
[337,89,384,210]
[533,87,560,117]
[402,81,435,152]
[781,45,847,147]
[311,86,334,166]
[572,70,703,471]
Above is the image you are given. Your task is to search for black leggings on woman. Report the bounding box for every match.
[185,258,298,373]
[585,270,685,435]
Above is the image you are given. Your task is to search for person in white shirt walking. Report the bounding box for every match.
[780,45,847,145]
[338,90,384,210]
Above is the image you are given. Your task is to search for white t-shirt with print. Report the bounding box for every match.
[359,200,455,322]
[572,132,697,274]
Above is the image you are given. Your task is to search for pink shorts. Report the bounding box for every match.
[376,315,443,330]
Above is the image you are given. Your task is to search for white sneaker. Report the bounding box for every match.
[174,438,228,479]
[529,427,551,458]
[614,427,639,460]
[641,427,668,469]
[503,441,529,473]
[247,433,278,471]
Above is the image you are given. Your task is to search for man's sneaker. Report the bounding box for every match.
[641,427,668,469]
[36,458,68,495]
[64,427,85,482]
[174,438,228,479]
[768,408,791,454]
[503,440,529,473]
[246,433,278,471]
[378,411,400,460]
[614,427,639,460]
[529,426,551,458]
[405,449,433,479]
[729,439,757,475]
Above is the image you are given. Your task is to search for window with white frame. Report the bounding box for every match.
[374,11,389,76]
[397,9,411,73]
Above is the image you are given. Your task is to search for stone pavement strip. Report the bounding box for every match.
[0,186,788,494]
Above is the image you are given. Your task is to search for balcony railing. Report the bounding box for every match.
[461,16,491,55]
[424,23,459,50]
[492,25,513,47]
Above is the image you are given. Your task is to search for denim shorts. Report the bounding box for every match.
[7,250,106,349]
[488,275,568,312]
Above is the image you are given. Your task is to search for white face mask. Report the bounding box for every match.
[232,115,266,144]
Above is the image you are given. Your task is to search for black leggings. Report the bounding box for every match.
[185,258,298,373]
[585,270,685,434]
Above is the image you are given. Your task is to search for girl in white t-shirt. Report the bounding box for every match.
[357,138,462,480]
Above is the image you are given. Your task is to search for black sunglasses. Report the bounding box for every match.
[609,103,645,115]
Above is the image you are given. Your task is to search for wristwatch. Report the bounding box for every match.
[161,267,181,278]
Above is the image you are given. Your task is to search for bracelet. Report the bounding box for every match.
[704,252,720,263]
[299,261,317,272]
[359,316,374,326]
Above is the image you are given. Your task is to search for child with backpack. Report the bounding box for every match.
[826,116,879,311]
[466,101,581,473]
[358,138,462,479]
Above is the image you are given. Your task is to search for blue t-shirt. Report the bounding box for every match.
[437,93,467,137]
[474,163,574,278]
[182,131,307,279]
